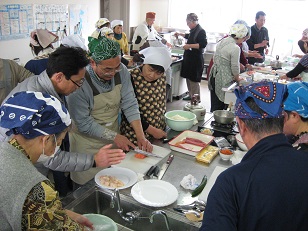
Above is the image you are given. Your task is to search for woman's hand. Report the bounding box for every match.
[94,144,126,167]
[65,210,94,230]
[146,125,167,139]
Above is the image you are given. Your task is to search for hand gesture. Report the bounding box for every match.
[114,134,136,151]
[94,144,126,167]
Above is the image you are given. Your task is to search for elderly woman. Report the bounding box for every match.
[111,20,129,55]
[208,23,248,112]
[0,91,93,230]
[120,47,172,143]
[91,18,110,39]
[280,37,308,82]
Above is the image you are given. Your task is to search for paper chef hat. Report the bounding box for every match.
[139,47,172,71]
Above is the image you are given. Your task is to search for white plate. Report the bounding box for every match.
[168,130,214,156]
[95,167,138,190]
[131,179,178,207]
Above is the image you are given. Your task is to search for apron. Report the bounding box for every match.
[120,68,166,144]
[208,37,237,102]
[70,73,122,185]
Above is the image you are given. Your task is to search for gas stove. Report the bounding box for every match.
[199,116,238,136]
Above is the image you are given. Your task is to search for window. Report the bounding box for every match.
[168,0,308,58]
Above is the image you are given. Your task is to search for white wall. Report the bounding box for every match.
[139,0,169,29]
[0,0,100,65]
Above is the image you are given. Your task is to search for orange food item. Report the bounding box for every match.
[220,149,233,155]
[134,153,147,159]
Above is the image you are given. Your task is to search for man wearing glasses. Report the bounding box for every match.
[1,46,126,195]
[67,36,153,186]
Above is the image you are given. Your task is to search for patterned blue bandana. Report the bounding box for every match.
[284,82,308,118]
[235,81,287,119]
[0,91,71,139]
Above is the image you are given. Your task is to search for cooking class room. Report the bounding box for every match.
[1,0,308,230]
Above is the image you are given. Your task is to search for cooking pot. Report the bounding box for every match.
[213,110,235,124]
[270,55,283,69]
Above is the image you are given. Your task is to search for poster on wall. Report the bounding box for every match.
[0,4,33,41]
[33,4,69,41]
[69,5,88,37]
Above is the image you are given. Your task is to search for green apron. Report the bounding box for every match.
[70,73,121,185]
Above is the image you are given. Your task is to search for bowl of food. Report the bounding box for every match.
[83,214,118,231]
[219,148,234,161]
[165,110,196,131]
[235,133,248,151]
[213,110,235,124]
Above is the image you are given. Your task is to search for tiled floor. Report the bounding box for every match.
[167,80,211,113]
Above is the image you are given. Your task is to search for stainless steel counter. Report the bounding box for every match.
[63,114,233,230]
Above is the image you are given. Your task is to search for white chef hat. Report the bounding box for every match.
[111,20,123,29]
[61,35,87,51]
[95,18,110,28]
[139,47,172,71]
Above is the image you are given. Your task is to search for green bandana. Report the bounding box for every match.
[88,36,120,62]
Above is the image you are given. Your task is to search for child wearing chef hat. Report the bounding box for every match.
[120,47,172,144]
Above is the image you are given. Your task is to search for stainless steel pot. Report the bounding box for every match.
[213,110,235,124]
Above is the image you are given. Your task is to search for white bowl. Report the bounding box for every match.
[83,214,117,231]
[219,148,234,161]
[164,110,196,131]
[235,133,248,151]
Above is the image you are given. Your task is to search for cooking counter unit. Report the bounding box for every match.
[63,113,234,230]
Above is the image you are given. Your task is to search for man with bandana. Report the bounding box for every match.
[67,36,153,186]
[2,46,126,196]
[283,82,308,151]
[201,81,308,231]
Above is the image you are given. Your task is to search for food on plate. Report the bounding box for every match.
[200,128,214,135]
[169,114,189,121]
[134,153,147,159]
[220,149,233,155]
[175,137,207,149]
[99,175,124,188]
[195,145,219,164]
[191,175,207,197]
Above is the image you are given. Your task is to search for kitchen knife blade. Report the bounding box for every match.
[158,154,174,180]
[134,148,162,158]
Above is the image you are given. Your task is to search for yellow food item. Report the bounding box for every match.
[99,175,124,188]
[200,128,213,135]
[195,145,219,164]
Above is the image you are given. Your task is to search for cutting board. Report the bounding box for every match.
[198,166,227,202]
[113,145,171,174]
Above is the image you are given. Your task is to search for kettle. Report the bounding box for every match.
[270,55,283,69]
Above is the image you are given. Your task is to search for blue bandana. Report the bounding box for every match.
[235,81,287,119]
[284,82,308,118]
[0,91,71,139]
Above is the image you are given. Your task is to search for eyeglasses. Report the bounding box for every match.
[96,64,122,76]
[70,78,85,88]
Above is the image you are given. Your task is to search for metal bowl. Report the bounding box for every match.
[213,110,235,124]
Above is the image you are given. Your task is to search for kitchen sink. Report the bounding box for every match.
[64,186,200,231]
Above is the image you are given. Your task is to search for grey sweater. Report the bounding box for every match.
[0,142,47,230]
[0,71,94,172]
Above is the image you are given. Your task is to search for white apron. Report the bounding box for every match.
[70,73,121,185]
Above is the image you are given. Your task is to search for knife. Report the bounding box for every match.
[134,148,162,158]
[158,154,174,180]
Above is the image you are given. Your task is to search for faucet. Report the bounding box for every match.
[149,210,171,231]
[110,188,140,224]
